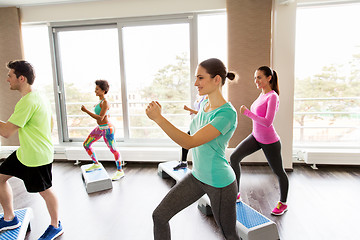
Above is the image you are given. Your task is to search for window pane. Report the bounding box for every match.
[198,13,227,64]
[198,13,228,99]
[22,25,59,144]
[294,4,360,148]
[56,27,123,140]
[122,23,191,139]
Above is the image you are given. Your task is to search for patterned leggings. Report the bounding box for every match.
[83,123,122,170]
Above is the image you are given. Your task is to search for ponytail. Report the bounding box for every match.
[226,71,236,81]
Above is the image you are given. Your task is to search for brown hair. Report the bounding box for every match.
[95,80,109,94]
[7,60,35,85]
[199,58,236,86]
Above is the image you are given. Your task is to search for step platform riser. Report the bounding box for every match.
[198,195,279,240]
[157,161,190,183]
[81,164,113,193]
[0,208,32,240]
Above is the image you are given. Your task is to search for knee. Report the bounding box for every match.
[229,154,239,167]
[83,141,89,150]
[152,209,161,225]
[0,177,8,185]
[152,207,166,226]
[274,169,288,180]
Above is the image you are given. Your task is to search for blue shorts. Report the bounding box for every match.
[0,151,52,193]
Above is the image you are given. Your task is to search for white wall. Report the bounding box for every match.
[20,0,226,23]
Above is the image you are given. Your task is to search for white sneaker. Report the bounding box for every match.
[112,170,125,181]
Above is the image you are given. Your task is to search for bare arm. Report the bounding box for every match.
[146,101,220,149]
[0,120,19,138]
[184,105,198,115]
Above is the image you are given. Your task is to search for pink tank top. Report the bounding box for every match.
[243,90,280,144]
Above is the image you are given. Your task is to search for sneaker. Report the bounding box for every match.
[173,162,187,170]
[236,192,241,202]
[85,163,101,172]
[0,216,21,231]
[112,170,125,181]
[38,221,64,240]
[271,202,288,215]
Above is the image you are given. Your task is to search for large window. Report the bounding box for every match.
[22,12,227,144]
[122,22,191,139]
[294,3,360,148]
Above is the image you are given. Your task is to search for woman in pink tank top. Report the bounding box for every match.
[230,66,289,216]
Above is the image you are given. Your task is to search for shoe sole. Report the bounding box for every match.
[49,229,64,240]
[271,208,288,216]
[0,221,22,231]
[85,168,101,172]
[112,175,125,181]
[173,167,187,171]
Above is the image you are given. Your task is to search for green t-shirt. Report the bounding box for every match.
[190,99,238,188]
[8,91,54,167]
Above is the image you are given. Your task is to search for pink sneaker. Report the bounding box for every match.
[236,193,241,202]
[271,202,288,215]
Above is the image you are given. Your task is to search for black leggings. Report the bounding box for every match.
[180,131,191,162]
[230,134,289,202]
[153,174,239,240]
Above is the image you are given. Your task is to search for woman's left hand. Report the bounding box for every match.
[146,101,162,121]
[240,105,248,114]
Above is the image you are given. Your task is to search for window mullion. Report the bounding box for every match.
[118,22,130,140]
[49,26,70,142]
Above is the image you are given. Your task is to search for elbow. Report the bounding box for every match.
[2,132,12,139]
[2,134,10,139]
[265,123,272,128]
[182,140,199,150]
[182,140,196,150]
[261,119,273,127]
[182,144,192,150]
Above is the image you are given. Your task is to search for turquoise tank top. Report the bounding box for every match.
[94,99,109,115]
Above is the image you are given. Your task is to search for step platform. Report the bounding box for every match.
[198,195,279,240]
[157,161,190,183]
[81,164,113,194]
[0,208,33,240]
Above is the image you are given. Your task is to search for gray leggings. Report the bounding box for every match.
[153,173,239,240]
[230,134,289,202]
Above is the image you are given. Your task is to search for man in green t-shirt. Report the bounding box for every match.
[0,60,63,240]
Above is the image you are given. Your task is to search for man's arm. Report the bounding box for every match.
[0,120,19,138]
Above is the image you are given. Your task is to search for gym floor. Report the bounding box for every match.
[1,160,360,240]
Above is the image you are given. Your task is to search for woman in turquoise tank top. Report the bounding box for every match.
[146,58,240,240]
[80,80,124,181]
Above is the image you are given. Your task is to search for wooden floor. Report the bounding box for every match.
[1,160,360,240]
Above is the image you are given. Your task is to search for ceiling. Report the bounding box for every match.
[0,0,104,7]
[0,0,352,8]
